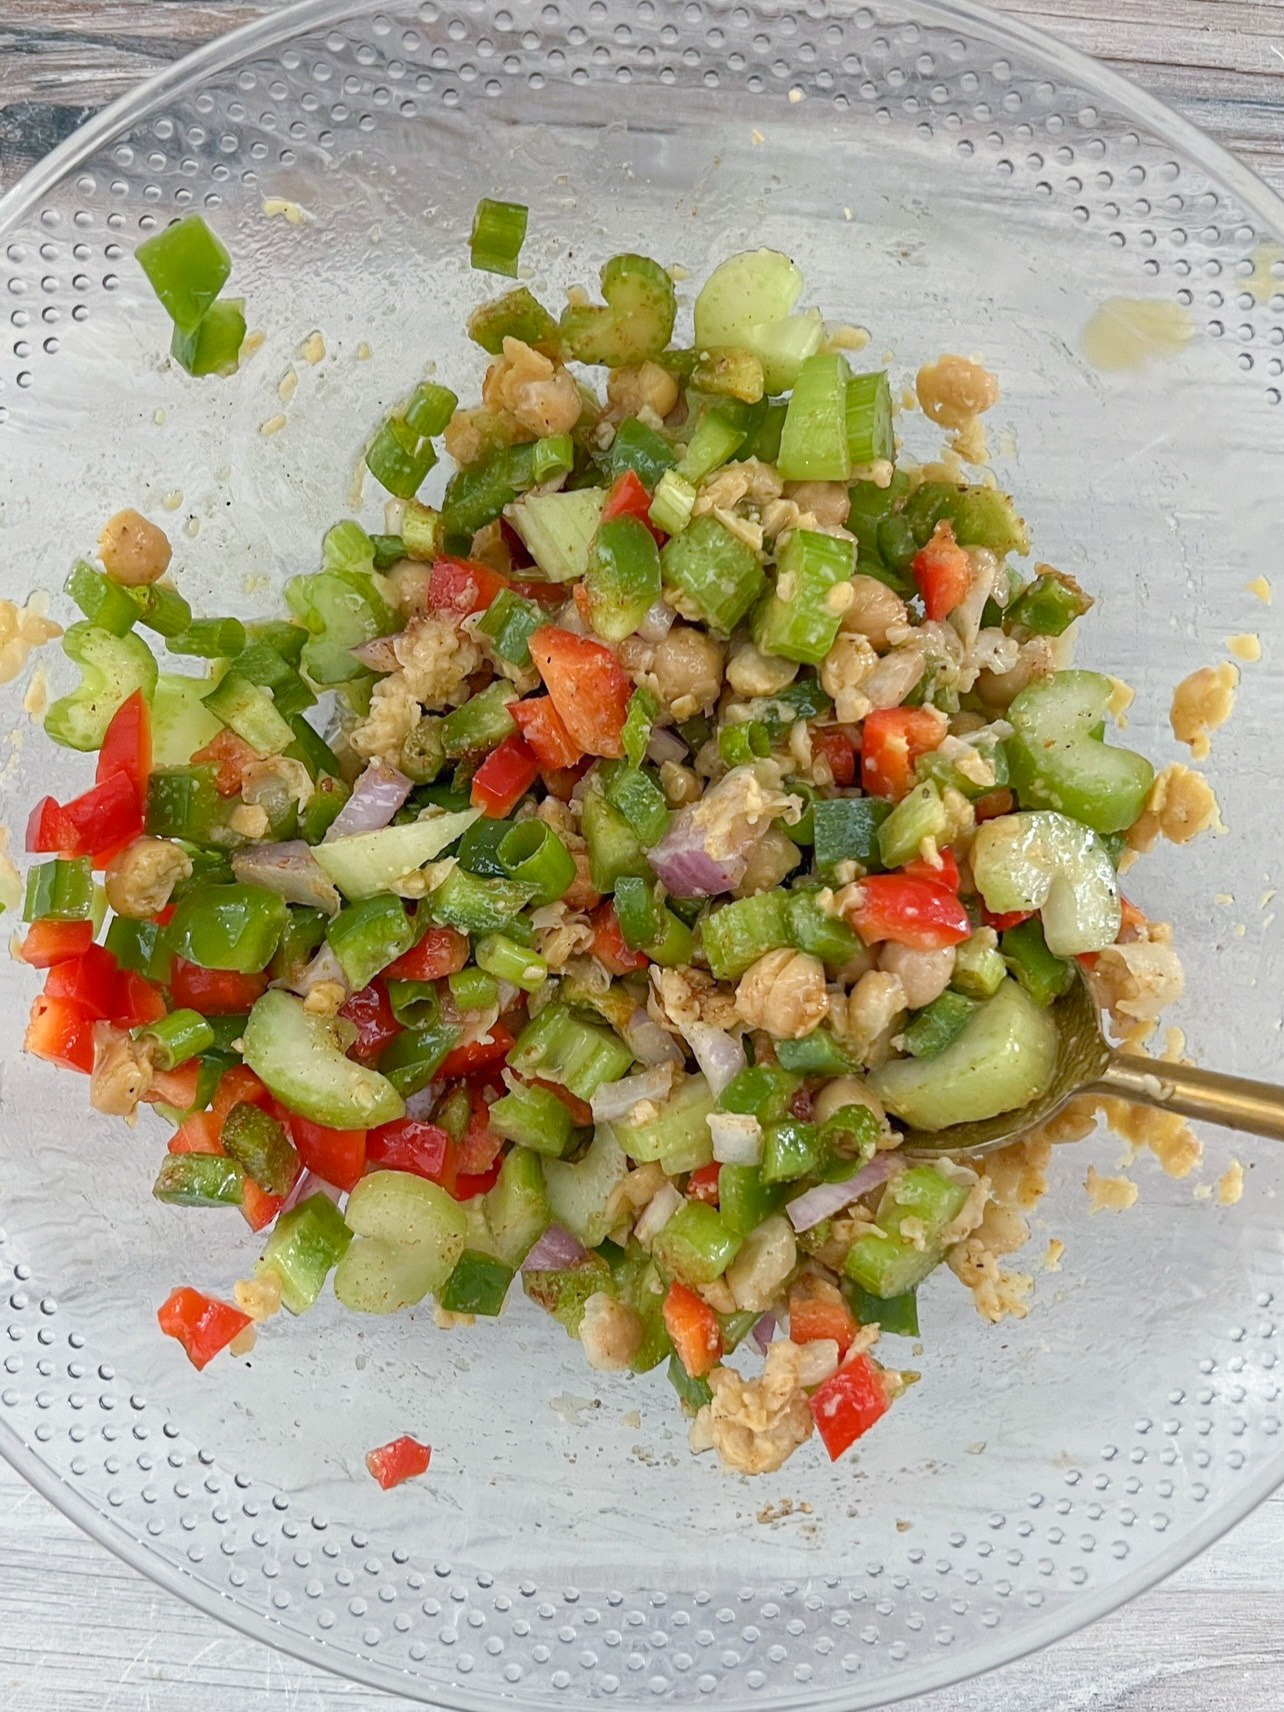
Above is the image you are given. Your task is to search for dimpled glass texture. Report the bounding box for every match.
[1,0,1283,1705]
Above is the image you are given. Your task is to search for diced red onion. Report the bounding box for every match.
[324,761,412,841]
[708,1109,762,1166]
[786,1151,903,1233]
[350,633,404,673]
[281,1169,344,1214]
[621,1006,686,1068]
[286,942,349,1000]
[648,810,745,898]
[751,1311,776,1354]
[590,1062,676,1124]
[231,841,341,915]
[523,1224,589,1272]
[633,1181,682,1246]
[645,725,687,766]
[683,1021,745,1098]
[637,599,676,643]
[403,1084,442,1121]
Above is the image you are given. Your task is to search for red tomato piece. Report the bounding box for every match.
[111,969,167,1029]
[96,689,152,811]
[241,1178,287,1233]
[470,733,540,817]
[859,707,946,802]
[456,1084,504,1177]
[44,944,120,1019]
[808,1353,891,1460]
[168,1111,223,1155]
[428,557,509,621]
[157,1287,251,1371]
[385,925,469,983]
[811,727,859,788]
[662,1281,723,1379]
[510,695,585,770]
[529,627,633,759]
[588,901,650,976]
[192,728,261,797]
[19,918,93,968]
[438,1023,515,1080]
[169,959,268,1016]
[788,1279,857,1358]
[340,982,402,1063]
[24,993,95,1073]
[686,1162,721,1205]
[367,1118,456,1189]
[365,1434,432,1489]
[288,1115,367,1193]
[901,847,961,891]
[848,874,971,950]
[912,521,972,621]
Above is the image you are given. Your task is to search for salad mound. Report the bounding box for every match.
[20,215,1179,1475]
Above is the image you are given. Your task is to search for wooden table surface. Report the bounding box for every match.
[3,2,1284,1708]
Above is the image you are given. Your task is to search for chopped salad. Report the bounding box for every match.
[19,210,1171,1476]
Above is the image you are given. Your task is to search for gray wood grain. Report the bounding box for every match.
[2,2,1284,1708]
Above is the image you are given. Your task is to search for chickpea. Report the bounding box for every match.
[734,827,800,897]
[878,941,956,1010]
[649,625,725,720]
[105,837,193,919]
[782,480,851,530]
[735,948,828,1040]
[659,760,702,808]
[606,360,680,422]
[811,1074,888,1128]
[839,575,908,650]
[725,642,798,698]
[99,509,172,587]
[915,355,999,431]
[386,560,433,614]
[90,1023,155,1117]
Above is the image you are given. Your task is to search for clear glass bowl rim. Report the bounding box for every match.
[2,1,1283,1706]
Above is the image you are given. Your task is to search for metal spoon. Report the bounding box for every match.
[901,970,1284,1159]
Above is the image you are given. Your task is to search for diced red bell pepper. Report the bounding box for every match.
[686,1162,721,1205]
[455,1159,505,1200]
[111,969,167,1029]
[241,1178,287,1233]
[210,1064,270,1132]
[428,557,509,621]
[529,627,633,760]
[848,874,971,950]
[367,1117,457,1189]
[24,993,96,1073]
[44,944,120,1019]
[288,1114,367,1193]
[385,925,469,983]
[144,1060,204,1111]
[365,1434,432,1489]
[901,847,961,891]
[169,959,268,1016]
[859,707,946,802]
[192,728,261,797]
[973,787,1015,824]
[26,795,75,856]
[788,1279,857,1358]
[96,689,152,811]
[19,918,93,968]
[339,982,402,1064]
[812,727,859,788]
[508,577,565,609]
[470,733,541,818]
[588,901,649,975]
[456,1084,504,1178]
[662,1281,723,1379]
[981,905,1032,933]
[438,1023,515,1080]
[601,469,663,540]
[510,694,585,770]
[808,1352,891,1460]
[157,1287,251,1372]
[1118,895,1148,940]
[912,521,972,622]
[168,1111,223,1155]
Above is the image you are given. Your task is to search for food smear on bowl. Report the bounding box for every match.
[15,215,1227,1474]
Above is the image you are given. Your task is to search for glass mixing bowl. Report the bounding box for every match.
[1,1,1282,1705]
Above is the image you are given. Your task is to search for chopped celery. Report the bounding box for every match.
[481,1145,551,1267]
[676,406,749,483]
[660,515,765,637]
[543,1129,629,1248]
[692,249,824,392]
[257,1193,352,1314]
[489,1079,575,1158]
[648,469,697,536]
[778,353,852,483]
[843,1166,970,1297]
[691,347,766,404]
[204,672,294,756]
[751,528,854,664]
[335,1170,468,1313]
[509,1002,634,1102]
[971,808,1121,955]
[845,370,894,466]
[701,892,789,980]
[611,1074,716,1173]
[149,673,224,767]
[1007,671,1155,836]
[559,253,677,367]
[868,979,1058,1131]
[652,1202,742,1287]
[506,487,605,582]
[468,286,561,355]
[242,989,405,1128]
[951,932,1008,1000]
[45,624,158,753]
[312,809,478,900]
[284,566,399,687]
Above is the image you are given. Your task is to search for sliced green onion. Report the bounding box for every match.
[234,641,316,723]
[532,433,575,484]
[401,500,445,562]
[135,1007,216,1071]
[286,713,342,782]
[134,583,194,640]
[398,717,446,785]
[476,931,548,992]
[404,381,458,438]
[167,616,247,659]
[717,720,771,769]
[366,416,437,500]
[778,352,852,483]
[751,528,855,666]
[648,469,696,536]
[496,818,576,905]
[370,532,407,570]
[384,977,441,1029]
[65,561,140,637]
[470,197,529,277]
[467,285,560,355]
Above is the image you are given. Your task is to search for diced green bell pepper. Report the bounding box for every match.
[843,1164,969,1298]
[167,882,287,973]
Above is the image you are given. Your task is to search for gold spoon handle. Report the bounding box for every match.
[1089,1053,1284,1142]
